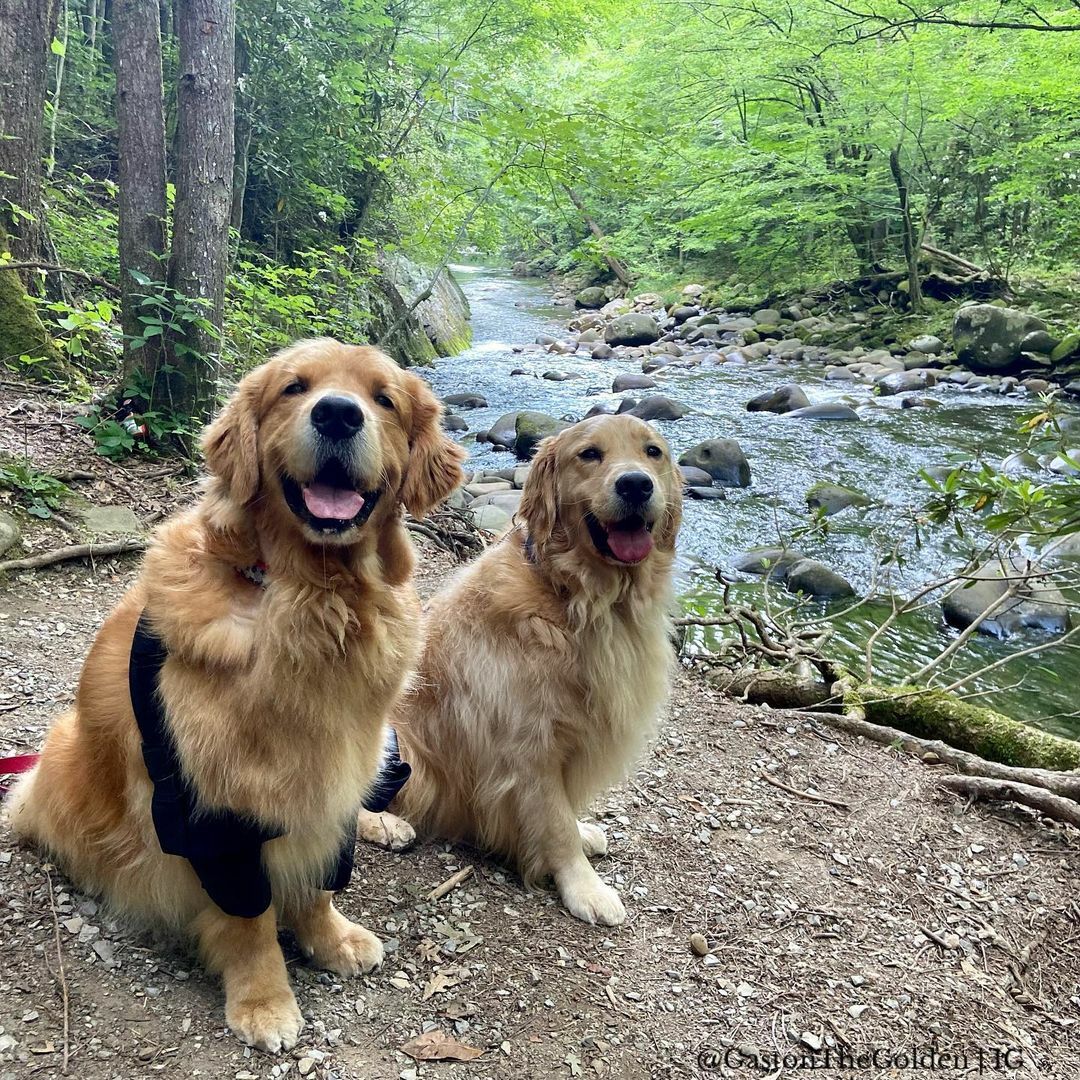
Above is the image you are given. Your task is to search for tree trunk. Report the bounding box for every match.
[166,0,235,424]
[230,28,251,237]
[889,146,924,312]
[112,0,169,390]
[0,0,61,270]
[564,187,633,288]
[0,224,65,374]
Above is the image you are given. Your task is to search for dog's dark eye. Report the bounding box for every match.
[579,447,602,462]
[282,379,307,396]
[375,393,395,411]
[645,444,663,458]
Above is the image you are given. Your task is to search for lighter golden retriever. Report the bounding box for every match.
[361,414,682,925]
[6,339,464,1051]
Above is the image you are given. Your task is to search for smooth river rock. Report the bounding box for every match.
[628,395,688,421]
[942,557,1070,638]
[732,546,807,582]
[613,373,659,393]
[784,403,861,421]
[746,383,810,415]
[605,313,661,347]
[679,439,751,487]
[785,559,857,600]
[514,412,570,459]
[806,482,871,516]
[442,392,487,409]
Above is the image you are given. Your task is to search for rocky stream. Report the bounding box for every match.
[427,265,1080,736]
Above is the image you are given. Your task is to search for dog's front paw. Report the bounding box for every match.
[310,918,384,978]
[226,990,304,1053]
[577,820,608,858]
[557,867,626,926]
[357,809,416,852]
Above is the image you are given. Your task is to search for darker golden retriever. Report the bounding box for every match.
[7,339,464,1051]
[361,414,682,925]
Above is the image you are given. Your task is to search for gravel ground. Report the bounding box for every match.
[3,390,1080,1079]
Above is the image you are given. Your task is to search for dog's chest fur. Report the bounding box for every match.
[159,580,418,839]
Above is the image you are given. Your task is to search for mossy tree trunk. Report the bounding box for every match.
[715,669,1080,772]
[0,224,65,376]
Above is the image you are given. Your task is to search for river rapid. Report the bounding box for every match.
[424,265,1080,736]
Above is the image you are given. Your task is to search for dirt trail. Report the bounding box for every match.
[2,394,1080,1078]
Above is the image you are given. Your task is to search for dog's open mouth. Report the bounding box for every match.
[281,458,381,534]
[586,512,655,564]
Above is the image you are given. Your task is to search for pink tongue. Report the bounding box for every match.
[606,526,653,563]
[301,483,365,520]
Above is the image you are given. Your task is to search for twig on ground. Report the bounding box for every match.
[44,868,71,1073]
[427,866,473,901]
[0,538,146,574]
[758,769,850,810]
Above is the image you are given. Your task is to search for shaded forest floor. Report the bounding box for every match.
[2,385,1080,1079]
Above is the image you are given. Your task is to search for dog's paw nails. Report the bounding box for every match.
[227,993,304,1053]
[317,921,384,977]
[577,820,608,858]
[560,878,626,926]
[358,811,417,852]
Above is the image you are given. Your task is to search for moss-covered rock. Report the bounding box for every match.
[1050,332,1080,366]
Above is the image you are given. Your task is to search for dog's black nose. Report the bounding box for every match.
[615,471,654,505]
[311,395,364,441]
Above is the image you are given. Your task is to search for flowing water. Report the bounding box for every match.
[426,264,1080,736]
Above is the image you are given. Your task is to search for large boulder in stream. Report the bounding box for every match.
[746,383,810,414]
[679,439,751,487]
[575,286,608,309]
[942,557,1070,638]
[952,304,1047,373]
[514,411,571,459]
[605,313,661,347]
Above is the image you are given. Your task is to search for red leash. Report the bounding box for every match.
[0,752,39,794]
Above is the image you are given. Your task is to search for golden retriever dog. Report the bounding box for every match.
[6,339,464,1051]
[360,414,682,925]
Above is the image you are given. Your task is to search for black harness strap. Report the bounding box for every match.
[129,612,407,918]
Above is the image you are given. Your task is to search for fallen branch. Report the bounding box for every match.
[939,775,1080,829]
[759,769,850,810]
[919,242,984,276]
[0,538,146,574]
[0,260,120,295]
[796,708,1080,801]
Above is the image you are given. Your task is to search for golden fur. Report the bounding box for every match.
[365,414,682,925]
[6,338,464,1051]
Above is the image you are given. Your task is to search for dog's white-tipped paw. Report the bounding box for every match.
[357,810,416,852]
[227,992,304,1053]
[558,869,626,926]
[577,820,608,858]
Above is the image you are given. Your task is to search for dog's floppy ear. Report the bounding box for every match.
[518,434,560,547]
[201,367,268,505]
[400,372,466,518]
